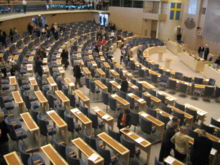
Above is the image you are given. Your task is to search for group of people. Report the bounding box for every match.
[0,57,17,78]
[0,28,18,47]
[159,117,212,165]
[198,45,210,60]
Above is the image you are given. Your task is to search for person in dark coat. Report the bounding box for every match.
[198,46,204,58]
[0,112,9,165]
[117,109,130,130]
[61,48,69,69]
[204,45,209,60]
[120,76,128,93]
[35,57,43,77]
[159,117,179,161]
[73,64,82,88]
[36,46,46,58]
[190,130,212,165]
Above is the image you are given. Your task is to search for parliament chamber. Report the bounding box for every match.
[0,0,220,165]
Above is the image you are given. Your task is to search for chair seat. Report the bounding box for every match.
[4,102,15,110]
[21,85,30,90]
[0,79,9,84]
[28,154,45,165]
[47,125,56,135]
[2,95,13,103]
[30,101,40,110]
[1,84,10,90]
[14,128,28,140]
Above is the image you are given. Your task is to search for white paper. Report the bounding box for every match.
[111,94,117,97]
[9,76,16,79]
[117,85,121,89]
[76,111,81,114]
[210,148,217,155]
[128,93,134,97]
[93,107,100,112]
[51,83,57,87]
[141,113,149,118]
[109,81,115,83]
[71,108,79,113]
[47,110,55,115]
[127,132,133,136]
[88,153,99,161]
[29,77,35,81]
[69,82,75,87]
[135,137,144,143]
[165,156,175,164]
[58,49,62,53]
[197,111,206,116]
[138,98,144,102]
[102,114,110,120]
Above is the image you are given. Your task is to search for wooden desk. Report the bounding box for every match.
[41,144,68,165]
[185,103,207,122]
[194,128,220,142]
[70,108,92,136]
[122,70,133,79]
[143,92,161,107]
[157,91,177,105]
[82,67,91,77]
[94,80,108,92]
[47,110,68,143]
[120,128,151,165]
[64,77,75,92]
[103,62,110,69]
[74,90,90,108]
[34,90,49,112]
[42,65,49,76]
[156,108,173,119]
[9,76,18,90]
[90,61,98,68]
[98,132,130,165]
[111,94,130,109]
[110,69,120,78]
[127,93,146,110]
[43,58,48,64]
[128,82,139,91]
[20,112,40,147]
[164,155,184,165]
[95,68,106,77]
[140,81,156,90]
[29,77,38,91]
[12,91,25,113]
[109,80,121,90]
[92,106,114,129]
[139,111,165,140]
[72,138,104,165]
[114,63,123,70]
[168,105,193,126]
[28,56,34,63]
[58,66,65,78]
[47,77,57,91]
[3,152,22,165]
[55,90,70,109]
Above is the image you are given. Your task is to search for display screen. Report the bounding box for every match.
[99,13,109,26]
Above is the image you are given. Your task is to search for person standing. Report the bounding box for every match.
[117,109,130,130]
[0,59,7,78]
[34,57,43,78]
[22,0,27,14]
[0,112,9,165]
[27,23,33,35]
[159,117,179,161]
[190,130,212,165]
[204,44,210,60]
[73,64,82,88]
[171,126,189,162]
[120,76,129,93]
[61,47,69,69]
[198,46,204,58]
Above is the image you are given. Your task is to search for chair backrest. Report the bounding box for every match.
[147,108,157,117]
[79,105,88,116]
[175,102,185,111]
[161,105,172,114]
[83,135,97,151]
[108,129,121,142]
[101,92,109,105]
[120,135,136,157]
[215,87,220,97]
[97,145,111,165]
[173,111,184,125]
[157,113,169,125]
[52,138,66,159]
[208,78,215,85]
[18,144,30,165]
[139,117,152,134]
[109,97,117,111]
[37,114,49,136]
[154,157,164,165]
[211,118,220,128]
[200,123,214,134]
[64,111,75,132]
[129,111,139,126]
[204,86,214,97]
[88,112,98,129]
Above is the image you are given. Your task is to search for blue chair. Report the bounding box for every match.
[175,102,185,111]
[66,157,86,165]
[68,93,76,107]
[102,92,109,110]
[129,111,139,131]
[8,127,27,147]
[178,83,188,96]
[208,78,215,86]
[120,135,140,157]
[203,86,215,99]
[37,114,56,142]
[83,135,97,151]
[126,96,135,109]
[157,113,170,125]
[154,157,163,165]
[194,77,203,84]
[185,108,197,122]
[215,87,220,98]
[52,138,66,159]
[109,97,117,112]
[167,79,177,92]
[200,123,214,134]
[64,112,81,136]
[97,145,116,165]
[139,117,153,135]
[210,118,220,128]
[173,111,184,125]
[88,112,103,130]
[79,105,88,116]
[108,129,121,142]
[147,108,157,117]
[174,72,183,80]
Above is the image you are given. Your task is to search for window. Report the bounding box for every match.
[188,0,197,14]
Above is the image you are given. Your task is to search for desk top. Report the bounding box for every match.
[12,91,24,104]
[185,103,207,117]
[9,76,17,86]
[111,94,130,108]
[120,128,151,148]
[140,81,156,90]
[92,107,113,122]
[194,128,220,142]
[70,108,92,125]
[96,68,106,76]
[168,105,193,120]
[156,108,173,119]
[72,138,104,164]
[94,80,108,91]
[194,84,206,89]
[82,67,91,75]
[164,155,184,165]
[103,62,110,69]
[3,152,22,165]
[20,112,39,132]
[29,77,38,86]
[34,90,48,104]
[74,90,90,102]
[55,90,70,103]
[64,78,75,88]
[127,93,146,104]
[143,92,161,103]
[110,69,120,77]
[98,132,129,155]
[139,111,164,127]
[47,77,57,87]
[41,144,68,165]
[47,110,67,128]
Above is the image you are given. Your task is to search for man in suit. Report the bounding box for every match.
[190,130,212,165]
[204,44,210,60]
[198,46,204,58]
[73,64,82,88]
[120,76,128,93]
[117,109,130,130]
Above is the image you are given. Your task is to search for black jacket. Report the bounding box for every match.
[73,65,82,78]
[117,112,130,129]
[120,80,128,93]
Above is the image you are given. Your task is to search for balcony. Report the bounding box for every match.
[143,13,167,21]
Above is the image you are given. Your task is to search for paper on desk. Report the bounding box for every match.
[69,82,75,87]
[210,148,217,155]
[47,110,55,114]
[88,153,99,162]
[58,49,62,53]
[135,137,144,143]
[127,131,133,136]
[141,113,149,118]
[197,111,206,116]
[117,85,121,89]
[165,156,175,164]
[71,108,79,113]
[128,93,134,97]
[102,114,110,120]
[51,83,57,87]
[138,98,144,102]
[93,107,100,112]
[29,77,35,81]
[111,94,117,97]
[109,81,115,83]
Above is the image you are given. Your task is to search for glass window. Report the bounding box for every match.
[188,0,197,14]
[133,1,143,8]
